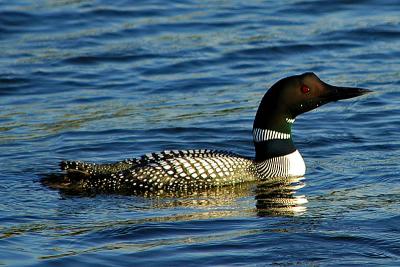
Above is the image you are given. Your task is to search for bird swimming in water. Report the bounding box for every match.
[54,72,371,195]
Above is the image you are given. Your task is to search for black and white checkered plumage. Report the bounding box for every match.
[61,150,257,194]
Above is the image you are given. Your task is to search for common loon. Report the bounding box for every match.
[58,72,371,194]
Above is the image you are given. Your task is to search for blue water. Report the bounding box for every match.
[1,0,400,266]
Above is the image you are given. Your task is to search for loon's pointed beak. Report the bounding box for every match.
[323,83,372,102]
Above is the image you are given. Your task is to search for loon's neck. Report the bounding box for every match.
[253,99,296,161]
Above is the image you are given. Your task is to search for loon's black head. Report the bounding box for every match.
[254,72,372,130]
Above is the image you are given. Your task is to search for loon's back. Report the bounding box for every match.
[61,150,257,194]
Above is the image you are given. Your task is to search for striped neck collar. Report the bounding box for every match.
[253,128,291,142]
[253,116,295,139]
[253,117,296,161]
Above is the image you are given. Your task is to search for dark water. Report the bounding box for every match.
[1,0,400,266]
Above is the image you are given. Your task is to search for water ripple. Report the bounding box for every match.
[1,0,400,266]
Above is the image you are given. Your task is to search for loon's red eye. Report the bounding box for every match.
[301,85,310,94]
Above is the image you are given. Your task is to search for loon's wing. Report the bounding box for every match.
[59,150,256,194]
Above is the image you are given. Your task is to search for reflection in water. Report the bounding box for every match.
[146,176,307,217]
[255,176,307,217]
[41,174,307,217]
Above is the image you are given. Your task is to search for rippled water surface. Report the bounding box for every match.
[1,0,400,266]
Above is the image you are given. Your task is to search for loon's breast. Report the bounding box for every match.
[255,150,306,178]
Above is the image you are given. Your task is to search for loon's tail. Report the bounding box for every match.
[40,159,139,194]
[41,165,89,194]
[38,161,96,193]
[41,161,107,194]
